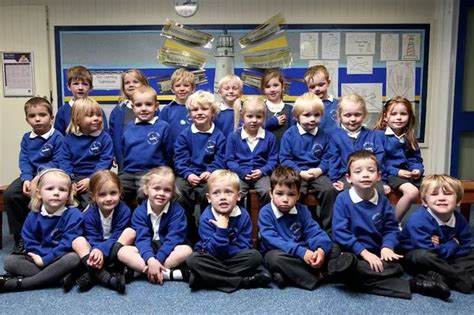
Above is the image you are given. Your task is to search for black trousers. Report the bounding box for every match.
[4,177,30,236]
[402,248,474,293]
[186,249,262,293]
[119,171,146,210]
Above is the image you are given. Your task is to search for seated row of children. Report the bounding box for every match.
[1,155,472,299]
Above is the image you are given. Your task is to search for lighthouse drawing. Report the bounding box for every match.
[214,32,235,94]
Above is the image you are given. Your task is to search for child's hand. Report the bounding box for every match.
[76,178,90,193]
[300,170,315,181]
[209,214,229,229]
[22,180,31,196]
[187,174,201,187]
[333,181,344,191]
[28,252,44,268]
[276,114,287,125]
[249,169,263,180]
[303,249,315,266]
[199,171,211,183]
[398,169,412,179]
[88,248,104,269]
[431,235,440,245]
[383,184,391,195]
[308,168,323,179]
[380,247,403,262]
[411,169,421,179]
[310,248,326,269]
[361,249,384,272]
[147,258,164,285]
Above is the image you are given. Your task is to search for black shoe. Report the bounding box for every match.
[11,237,25,254]
[272,272,286,289]
[77,272,96,292]
[61,272,76,293]
[412,277,451,300]
[0,275,16,292]
[426,271,447,284]
[123,267,135,284]
[241,271,272,289]
[108,273,126,294]
[328,252,357,275]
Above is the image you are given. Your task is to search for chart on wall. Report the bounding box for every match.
[55,20,429,141]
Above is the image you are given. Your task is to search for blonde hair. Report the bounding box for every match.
[420,174,464,204]
[374,96,418,151]
[131,86,158,104]
[337,93,368,121]
[304,65,330,85]
[186,90,220,119]
[293,92,324,118]
[119,69,149,101]
[207,169,240,192]
[29,168,76,212]
[241,96,266,119]
[139,166,179,199]
[218,74,243,91]
[89,170,122,203]
[171,68,195,88]
[66,97,103,134]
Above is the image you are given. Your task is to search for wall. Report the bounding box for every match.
[0,0,459,184]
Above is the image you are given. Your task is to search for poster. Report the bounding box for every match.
[2,52,35,97]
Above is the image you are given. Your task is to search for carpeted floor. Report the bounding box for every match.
[1,211,473,314]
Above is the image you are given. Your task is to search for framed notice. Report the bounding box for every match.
[2,52,35,97]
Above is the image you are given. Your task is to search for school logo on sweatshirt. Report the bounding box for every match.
[89,142,102,155]
[228,226,238,243]
[40,143,54,157]
[330,109,337,122]
[362,141,375,152]
[372,212,383,231]
[50,228,63,244]
[311,143,324,158]
[180,115,193,126]
[147,131,161,145]
[205,140,217,155]
[290,222,303,241]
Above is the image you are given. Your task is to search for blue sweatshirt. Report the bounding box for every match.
[132,201,188,264]
[174,124,226,179]
[195,206,253,259]
[332,189,400,255]
[225,128,278,180]
[375,129,424,179]
[279,125,330,173]
[59,130,113,177]
[328,127,385,181]
[83,201,131,257]
[54,101,109,135]
[159,100,191,144]
[121,119,173,173]
[259,202,332,259]
[214,107,235,138]
[398,207,472,259]
[320,96,339,133]
[22,206,83,266]
[19,128,63,181]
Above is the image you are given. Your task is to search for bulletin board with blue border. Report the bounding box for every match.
[54,20,429,141]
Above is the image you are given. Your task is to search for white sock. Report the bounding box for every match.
[162,268,171,280]
[171,269,183,280]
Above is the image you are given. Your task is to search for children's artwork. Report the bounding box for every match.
[386,61,416,101]
[345,33,375,55]
[341,83,382,113]
[347,56,373,74]
[309,59,339,97]
[402,33,420,61]
[380,33,399,61]
[300,33,318,59]
[321,32,340,60]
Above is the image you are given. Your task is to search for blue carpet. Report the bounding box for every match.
[1,211,473,314]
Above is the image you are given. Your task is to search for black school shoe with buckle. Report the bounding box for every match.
[241,270,272,289]
[411,276,451,300]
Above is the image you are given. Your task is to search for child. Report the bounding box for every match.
[186,170,272,293]
[279,92,338,233]
[215,74,243,137]
[399,174,474,294]
[374,96,424,221]
[328,94,386,194]
[1,169,83,292]
[117,167,193,285]
[54,65,108,135]
[332,151,450,299]
[159,68,195,144]
[174,91,226,243]
[119,86,173,208]
[4,97,63,252]
[261,69,295,143]
[109,69,151,170]
[59,97,114,209]
[259,166,355,290]
[72,170,135,293]
[225,96,278,206]
[304,65,339,132]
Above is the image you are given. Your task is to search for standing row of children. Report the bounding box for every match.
[1,64,472,298]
